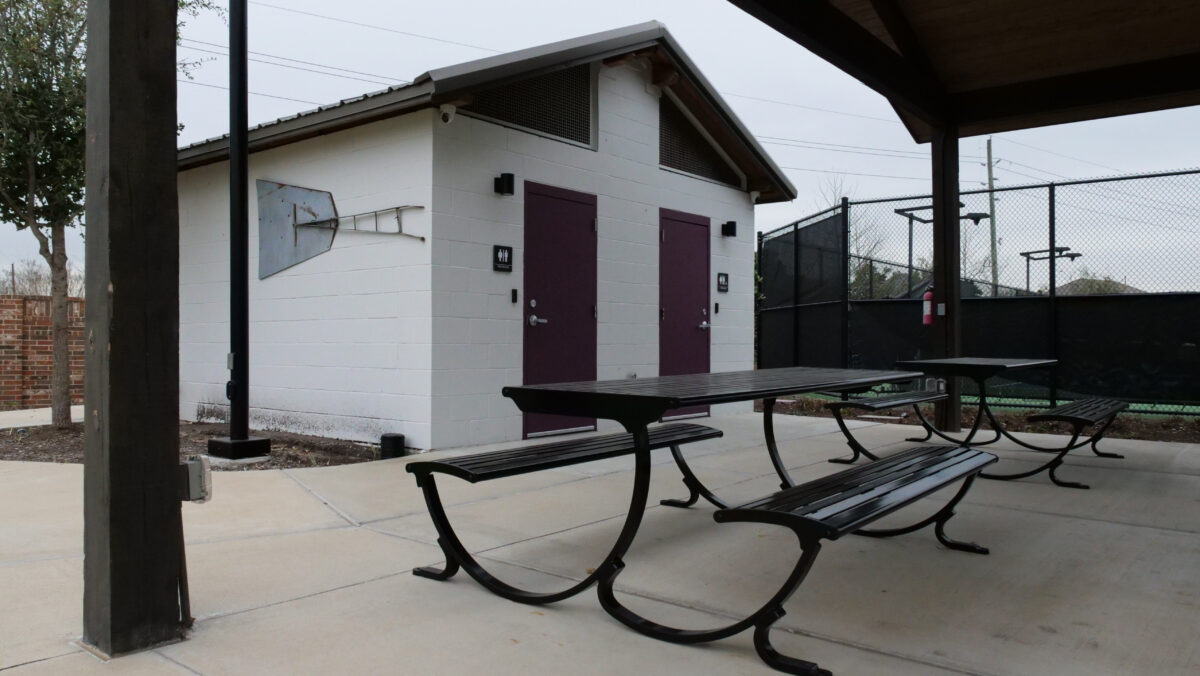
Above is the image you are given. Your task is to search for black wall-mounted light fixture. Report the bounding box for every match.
[721,220,737,237]
[494,173,515,196]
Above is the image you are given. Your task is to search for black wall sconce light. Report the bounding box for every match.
[721,220,737,237]
[494,173,515,196]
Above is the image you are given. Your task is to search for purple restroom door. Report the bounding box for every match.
[659,208,711,418]
[522,182,598,437]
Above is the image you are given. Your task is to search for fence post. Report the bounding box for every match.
[1048,184,1059,407]
[841,198,851,374]
[755,231,763,368]
[791,220,801,366]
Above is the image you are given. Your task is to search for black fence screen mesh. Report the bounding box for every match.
[758,208,845,368]
[757,169,1200,414]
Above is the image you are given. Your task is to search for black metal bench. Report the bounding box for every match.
[825,390,948,463]
[600,444,997,676]
[405,423,722,602]
[980,397,1128,489]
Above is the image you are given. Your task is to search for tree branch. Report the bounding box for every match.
[28,223,52,264]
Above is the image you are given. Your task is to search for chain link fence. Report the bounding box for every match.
[757,168,1200,415]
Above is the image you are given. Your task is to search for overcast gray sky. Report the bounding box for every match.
[4,0,1198,282]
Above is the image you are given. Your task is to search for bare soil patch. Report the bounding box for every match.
[762,397,1200,444]
[0,421,377,470]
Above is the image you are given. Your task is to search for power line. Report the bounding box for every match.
[998,159,1200,220]
[994,137,1122,173]
[181,38,409,83]
[998,166,1200,235]
[178,78,323,105]
[179,45,396,86]
[248,1,503,53]
[778,165,929,181]
[243,4,919,128]
[723,92,900,123]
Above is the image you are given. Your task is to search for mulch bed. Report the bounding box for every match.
[0,421,377,471]
[5,400,1197,471]
[761,396,1200,444]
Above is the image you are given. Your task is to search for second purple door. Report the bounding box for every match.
[522,182,598,437]
[660,208,711,418]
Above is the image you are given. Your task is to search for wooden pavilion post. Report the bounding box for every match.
[930,125,962,431]
[83,0,185,655]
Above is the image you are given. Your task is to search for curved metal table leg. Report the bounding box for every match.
[828,406,880,464]
[908,384,999,447]
[980,425,1089,489]
[854,475,990,554]
[904,402,937,443]
[661,444,730,509]
[598,532,831,675]
[1089,414,1124,458]
[763,398,796,489]
[410,426,655,604]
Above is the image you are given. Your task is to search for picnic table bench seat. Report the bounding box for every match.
[406,422,722,603]
[406,423,723,483]
[978,397,1129,489]
[824,391,948,463]
[600,444,997,676]
[1027,397,1127,431]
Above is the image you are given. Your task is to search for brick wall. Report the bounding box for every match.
[0,295,85,410]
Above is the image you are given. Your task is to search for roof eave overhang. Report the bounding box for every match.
[729,0,1200,145]
[177,83,435,171]
[652,32,795,203]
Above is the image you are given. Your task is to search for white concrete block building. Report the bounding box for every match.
[177,22,794,450]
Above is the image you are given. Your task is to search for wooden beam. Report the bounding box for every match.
[930,126,962,431]
[952,52,1200,128]
[868,0,937,78]
[727,0,948,124]
[83,0,184,655]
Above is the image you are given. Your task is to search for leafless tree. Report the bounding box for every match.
[7,257,84,297]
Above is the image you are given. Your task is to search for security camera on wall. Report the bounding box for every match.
[439,103,456,124]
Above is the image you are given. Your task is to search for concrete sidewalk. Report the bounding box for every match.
[2,413,1198,674]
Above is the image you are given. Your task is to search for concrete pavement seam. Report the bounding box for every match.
[281,469,362,527]
[153,650,204,675]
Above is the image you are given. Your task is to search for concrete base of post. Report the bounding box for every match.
[207,436,271,459]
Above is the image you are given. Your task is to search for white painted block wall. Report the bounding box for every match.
[429,62,756,449]
[178,111,436,447]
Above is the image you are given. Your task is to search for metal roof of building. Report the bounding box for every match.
[178,21,795,203]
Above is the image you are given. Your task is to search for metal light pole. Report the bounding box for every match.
[1019,247,1082,293]
[893,203,988,296]
[208,0,270,458]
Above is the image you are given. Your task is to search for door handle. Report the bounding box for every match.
[698,321,710,330]
[528,314,549,326]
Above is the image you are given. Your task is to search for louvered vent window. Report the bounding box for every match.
[462,64,593,145]
[659,97,740,186]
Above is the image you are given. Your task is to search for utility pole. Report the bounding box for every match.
[987,138,999,294]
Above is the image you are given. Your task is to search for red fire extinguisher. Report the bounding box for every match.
[922,289,934,325]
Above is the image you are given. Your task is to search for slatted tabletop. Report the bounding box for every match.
[895,357,1055,381]
[502,366,919,426]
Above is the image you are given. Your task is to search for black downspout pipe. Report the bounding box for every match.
[209,0,269,458]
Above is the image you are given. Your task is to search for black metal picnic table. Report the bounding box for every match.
[409,366,1015,676]
[499,366,916,593]
[895,357,1056,447]
[895,357,1128,488]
